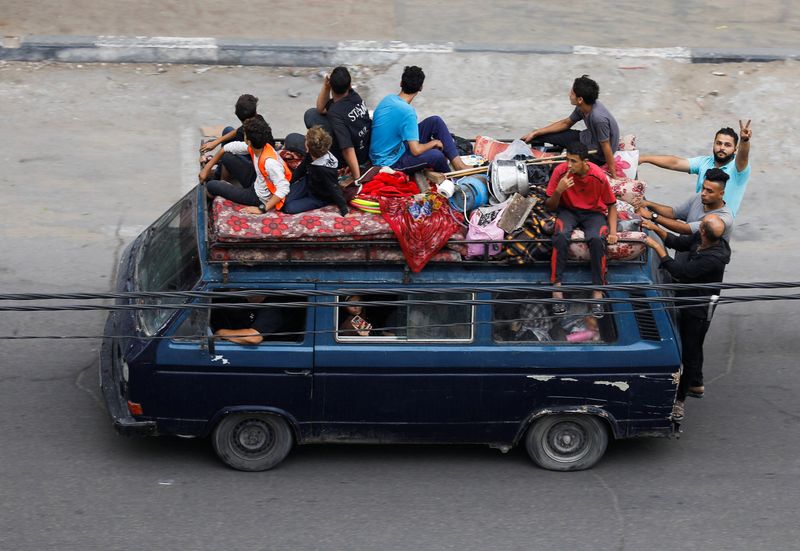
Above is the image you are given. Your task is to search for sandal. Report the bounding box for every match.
[552,302,568,316]
[687,386,705,399]
[591,303,605,319]
[671,400,685,421]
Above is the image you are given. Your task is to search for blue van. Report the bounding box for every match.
[100,185,681,472]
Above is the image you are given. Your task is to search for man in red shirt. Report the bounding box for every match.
[545,142,618,317]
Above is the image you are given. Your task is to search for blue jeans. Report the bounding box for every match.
[281,176,327,214]
[393,116,460,173]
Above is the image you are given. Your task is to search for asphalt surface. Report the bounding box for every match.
[1,14,800,551]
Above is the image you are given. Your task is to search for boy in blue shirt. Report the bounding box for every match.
[369,66,468,174]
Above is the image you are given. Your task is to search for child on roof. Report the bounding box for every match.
[282,126,350,216]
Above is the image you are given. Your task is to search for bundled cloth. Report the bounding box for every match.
[378,194,464,272]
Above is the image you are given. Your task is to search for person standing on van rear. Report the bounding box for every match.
[643,214,731,421]
[200,116,293,214]
[522,75,620,178]
[305,66,372,180]
[638,121,752,216]
[369,65,469,174]
[545,142,618,318]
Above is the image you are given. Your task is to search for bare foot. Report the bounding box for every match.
[242,206,263,215]
[450,156,470,171]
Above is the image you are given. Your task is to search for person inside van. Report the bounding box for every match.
[545,142,618,318]
[211,295,283,345]
[338,295,373,337]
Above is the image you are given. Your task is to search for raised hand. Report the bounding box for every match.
[739,119,752,142]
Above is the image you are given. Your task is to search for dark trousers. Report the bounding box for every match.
[206,180,260,206]
[677,313,711,400]
[207,176,325,214]
[551,208,609,285]
[531,129,604,165]
[393,116,460,174]
[220,152,256,188]
[304,107,333,134]
[281,176,327,214]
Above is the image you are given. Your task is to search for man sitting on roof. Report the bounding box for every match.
[199,116,293,215]
[369,65,469,174]
[304,66,372,181]
[522,75,620,178]
[199,93,262,186]
[545,142,618,318]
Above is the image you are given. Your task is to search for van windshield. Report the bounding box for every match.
[136,191,201,335]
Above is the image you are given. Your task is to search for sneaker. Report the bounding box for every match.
[687,386,705,399]
[591,303,605,319]
[552,302,568,316]
[672,400,685,421]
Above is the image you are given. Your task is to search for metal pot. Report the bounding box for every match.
[489,159,529,202]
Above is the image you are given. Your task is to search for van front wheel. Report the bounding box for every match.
[525,415,608,471]
[212,413,293,471]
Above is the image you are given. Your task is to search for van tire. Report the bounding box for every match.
[212,413,293,471]
[525,415,608,471]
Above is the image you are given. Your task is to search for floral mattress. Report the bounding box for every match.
[208,197,466,263]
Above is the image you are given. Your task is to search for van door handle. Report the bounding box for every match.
[284,369,312,377]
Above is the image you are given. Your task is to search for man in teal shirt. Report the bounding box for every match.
[639,120,752,216]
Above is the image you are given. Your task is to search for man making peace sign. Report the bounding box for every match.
[639,120,752,217]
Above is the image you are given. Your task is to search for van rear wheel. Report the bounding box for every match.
[525,415,608,471]
[212,413,293,471]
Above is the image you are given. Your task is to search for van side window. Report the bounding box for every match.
[210,292,306,344]
[493,291,615,343]
[336,293,473,342]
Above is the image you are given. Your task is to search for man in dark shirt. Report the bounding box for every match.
[211,296,283,345]
[305,66,372,180]
[644,214,731,421]
[522,75,620,178]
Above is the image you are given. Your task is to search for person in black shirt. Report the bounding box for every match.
[305,66,372,180]
[644,213,731,421]
[211,295,283,345]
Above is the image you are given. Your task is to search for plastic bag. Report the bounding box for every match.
[494,139,536,161]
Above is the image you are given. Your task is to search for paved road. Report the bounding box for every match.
[2,1,800,49]
[1,53,799,550]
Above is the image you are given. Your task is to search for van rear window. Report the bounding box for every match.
[492,291,616,344]
[336,293,473,342]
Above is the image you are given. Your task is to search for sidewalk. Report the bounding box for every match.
[2,35,799,66]
[2,1,800,66]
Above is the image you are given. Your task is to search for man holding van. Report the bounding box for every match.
[643,214,731,421]
[638,121,752,216]
[546,142,618,318]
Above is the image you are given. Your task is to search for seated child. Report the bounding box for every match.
[338,295,372,336]
[283,126,350,216]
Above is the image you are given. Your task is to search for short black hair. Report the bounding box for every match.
[572,75,599,105]
[705,167,730,188]
[235,94,259,122]
[566,141,590,160]
[243,115,274,149]
[329,66,352,95]
[715,127,739,146]
[401,66,425,94]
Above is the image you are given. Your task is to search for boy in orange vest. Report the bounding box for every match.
[200,116,292,214]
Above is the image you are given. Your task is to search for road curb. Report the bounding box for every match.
[1,35,799,66]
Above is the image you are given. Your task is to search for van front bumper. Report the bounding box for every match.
[100,334,157,437]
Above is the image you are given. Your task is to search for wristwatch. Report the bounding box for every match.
[651,212,659,221]
[258,203,267,213]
